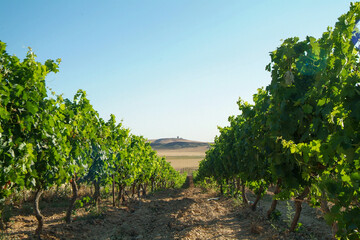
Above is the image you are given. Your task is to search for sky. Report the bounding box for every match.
[0,0,356,142]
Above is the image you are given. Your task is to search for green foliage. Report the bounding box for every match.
[75,196,92,209]
[284,201,295,228]
[197,2,360,238]
[195,176,219,191]
[1,43,51,199]
[0,232,20,240]
[0,40,186,234]
[269,209,282,221]
[1,205,12,224]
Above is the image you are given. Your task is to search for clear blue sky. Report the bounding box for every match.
[0,0,355,142]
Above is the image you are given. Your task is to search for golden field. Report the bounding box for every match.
[150,138,210,172]
[155,146,208,170]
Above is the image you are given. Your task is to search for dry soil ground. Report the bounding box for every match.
[3,177,333,240]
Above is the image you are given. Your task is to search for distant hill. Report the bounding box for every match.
[150,138,210,150]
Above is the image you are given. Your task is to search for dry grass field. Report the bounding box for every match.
[150,138,209,172]
[156,146,207,170]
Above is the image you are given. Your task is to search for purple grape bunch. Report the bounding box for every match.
[352,20,360,50]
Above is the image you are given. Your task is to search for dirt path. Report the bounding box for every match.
[4,177,332,240]
[109,178,261,240]
[92,176,277,240]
